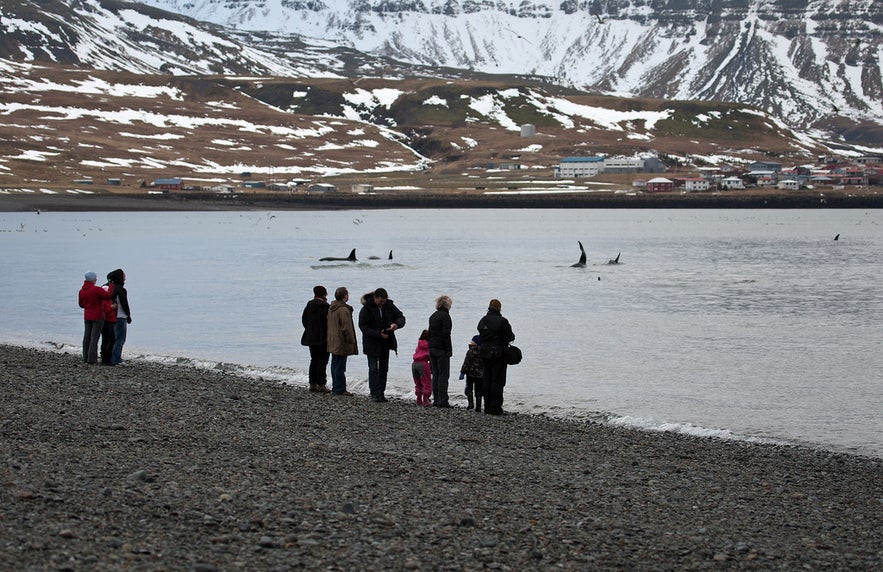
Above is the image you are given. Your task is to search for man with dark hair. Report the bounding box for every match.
[301,285,330,392]
[327,287,358,396]
[359,288,406,402]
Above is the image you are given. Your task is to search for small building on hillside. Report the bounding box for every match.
[683,178,711,192]
[153,177,183,191]
[555,156,605,178]
[520,124,536,137]
[777,179,800,191]
[646,177,675,193]
[749,161,783,172]
[720,176,746,190]
[352,184,374,194]
[308,183,337,193]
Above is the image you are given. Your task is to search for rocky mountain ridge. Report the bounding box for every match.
[138,0,883,146]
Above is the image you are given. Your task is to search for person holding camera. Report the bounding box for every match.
[359,288,406,402]
[78,271,114,364]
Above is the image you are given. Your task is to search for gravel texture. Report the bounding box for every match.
[1,344,881,571]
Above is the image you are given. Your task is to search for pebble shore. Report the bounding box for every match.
[1,344,881,571]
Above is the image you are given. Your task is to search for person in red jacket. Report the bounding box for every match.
[78,271,113,364]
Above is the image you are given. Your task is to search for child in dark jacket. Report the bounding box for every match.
[459,335,483,411]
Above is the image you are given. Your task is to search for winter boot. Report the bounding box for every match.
[466,390,474,410]
[422,393,432,406]
[474,395,482,413]
[309,384,318,392]
[416,393,423,406]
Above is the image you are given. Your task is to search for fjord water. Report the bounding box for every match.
[2,208,881,458]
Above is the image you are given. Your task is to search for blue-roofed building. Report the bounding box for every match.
[554,156,605,178]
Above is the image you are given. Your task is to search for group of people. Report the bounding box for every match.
[78,270,132,366]
[301,286,515,415]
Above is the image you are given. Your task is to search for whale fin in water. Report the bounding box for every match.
[571,241,587,268]
[319,248,357,262]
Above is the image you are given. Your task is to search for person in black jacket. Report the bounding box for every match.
[428,295,453,408]
[477,299,515,415]
[301,285,330,392]
[358,288,406,402]
[107,269,131,366]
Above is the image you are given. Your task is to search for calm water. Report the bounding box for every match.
[1,208,881,457]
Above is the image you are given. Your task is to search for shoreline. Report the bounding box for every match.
[1,344,881,570]
[2,188,883,212]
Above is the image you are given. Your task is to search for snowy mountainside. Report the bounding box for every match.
[139,0,883,144]
[0,0,351,77]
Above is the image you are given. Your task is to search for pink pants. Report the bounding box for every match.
[411,360,431,397]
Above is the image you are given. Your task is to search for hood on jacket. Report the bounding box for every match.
[361,291,395,306]
[107,268,125,285]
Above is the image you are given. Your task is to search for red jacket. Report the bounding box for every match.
[103,295,117,323]
[79,281,114,321]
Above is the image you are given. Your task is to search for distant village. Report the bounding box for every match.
[71,153,883,195]
[554,154,882,193]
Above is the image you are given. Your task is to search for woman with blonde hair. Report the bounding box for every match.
[428,295,453,408]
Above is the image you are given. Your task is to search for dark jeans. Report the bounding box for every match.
[367,352,390,397]
[465,375,483,398]
[330,354,348,394]
[100,321,116,364]
[83,319,104,363]
[308,344,329,386]
[430,349,451,406]
[481,357,508,414]
[112,320,127,364]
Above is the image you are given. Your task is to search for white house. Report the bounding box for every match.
[777,179,800,191]
[683,178,710,192]
[720,176,745,190]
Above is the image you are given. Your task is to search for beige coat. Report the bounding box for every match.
[327,300,358,356]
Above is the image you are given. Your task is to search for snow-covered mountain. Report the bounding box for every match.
[138,0,883,144]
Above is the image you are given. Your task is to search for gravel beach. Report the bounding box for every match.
[1,344,881,571]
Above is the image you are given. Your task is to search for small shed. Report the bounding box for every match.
[520,124,536,137]
[308,183,337,193]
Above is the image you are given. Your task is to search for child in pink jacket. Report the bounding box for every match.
[411,330,432,406]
